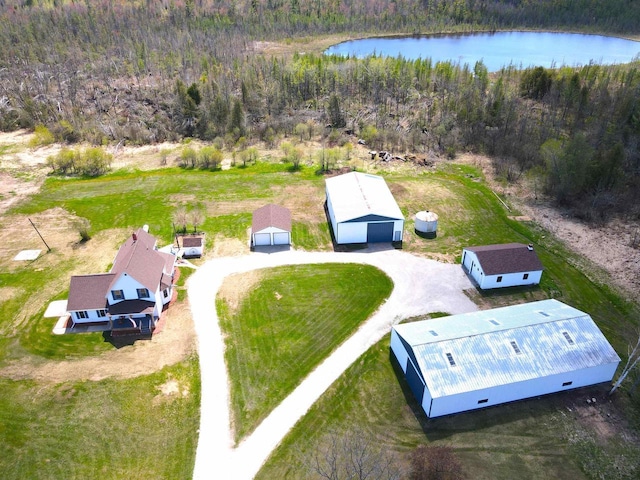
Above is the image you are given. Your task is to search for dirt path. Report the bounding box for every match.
[188,247,477,480]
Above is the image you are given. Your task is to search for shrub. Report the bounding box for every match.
[30,125,55,147]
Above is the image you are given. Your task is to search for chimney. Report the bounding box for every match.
[132,233,137,242]
[527,244,533,251]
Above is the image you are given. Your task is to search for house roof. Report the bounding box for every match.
[67,274,114,311]
[110,228,174,292]
[252,204,292,233]
[464,243,543,275]
[325,172,404,223]
[393,299,620,398]
[182,236,203,248]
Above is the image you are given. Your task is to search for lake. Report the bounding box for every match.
[325,32,640,72]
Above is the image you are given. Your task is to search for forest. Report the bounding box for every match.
[1,0,640,219]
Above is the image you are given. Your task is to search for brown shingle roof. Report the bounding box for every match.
[110,228,173,293]
[252,204,291,233]
[67,274,115,311]
[182,236,203,248]
[465,243,544,275]
[67,228,176,312]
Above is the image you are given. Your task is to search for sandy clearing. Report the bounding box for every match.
[188,247,477,480]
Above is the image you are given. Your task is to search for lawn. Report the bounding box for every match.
[0,356,200,480]
[217,263,393,442]
[257,336,640,480]
[1,154,638,479]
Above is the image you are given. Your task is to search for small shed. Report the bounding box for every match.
[462,243,543,289]
[182,235,204,258]
[252,204,291,246]
[390,299,620,418]
[325,171,404,244]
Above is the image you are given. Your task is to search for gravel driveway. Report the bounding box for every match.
[188,247,477,479]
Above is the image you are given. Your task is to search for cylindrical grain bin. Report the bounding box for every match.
[414,210,438,238]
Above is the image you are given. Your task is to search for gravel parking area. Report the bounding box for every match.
[188,247,477,479]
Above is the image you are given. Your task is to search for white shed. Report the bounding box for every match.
[390,299,620,418]
[181,235,204,258]
[251,204,292,247]
[462,243,543,289]
[325,172,404,244]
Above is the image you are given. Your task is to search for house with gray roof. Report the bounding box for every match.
[462,243,543,289]
[390,299,620,418]
[325,171,404,244]
[66,228,176,335]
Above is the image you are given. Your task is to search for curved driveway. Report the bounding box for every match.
[188,247,477,479]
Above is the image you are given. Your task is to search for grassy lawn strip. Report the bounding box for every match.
[218,263,393,443]
[0,355,200,480]
[258,336,640,480]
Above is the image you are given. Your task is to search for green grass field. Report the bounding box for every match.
[217,263,393,442]
[1,155,638,479]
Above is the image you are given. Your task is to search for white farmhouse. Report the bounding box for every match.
[325,171,404,244]
[390,299,620,418]
[462,243,543,289]
[66,228,176,335]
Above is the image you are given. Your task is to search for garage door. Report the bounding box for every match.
[273,232,290,245]
[253,233,271,246]
[366,222,394,243]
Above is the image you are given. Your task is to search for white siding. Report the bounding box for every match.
[108,274,155,304]
[71,309,109,324]
[428,363,619,417]
[480,270,543,289]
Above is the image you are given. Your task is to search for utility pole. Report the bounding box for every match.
[28,218,51,252]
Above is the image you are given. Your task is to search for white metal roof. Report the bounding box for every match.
[325,172,404,223]
[393,299,620,398]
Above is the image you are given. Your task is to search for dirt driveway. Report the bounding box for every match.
[188,246,477,480]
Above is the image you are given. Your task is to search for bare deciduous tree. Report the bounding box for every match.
[610,332,640,395]
[310,430,401,480]
[409,445,465,480]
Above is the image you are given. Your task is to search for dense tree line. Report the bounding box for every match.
[1,1,640,218]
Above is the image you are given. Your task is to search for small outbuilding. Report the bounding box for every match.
[390,299,620,418]
[251,204,291,247]
[181,235,205,258]
[325,171,404,244]
[462,243,543,289]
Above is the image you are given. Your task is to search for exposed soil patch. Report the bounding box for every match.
[218,270,264,313]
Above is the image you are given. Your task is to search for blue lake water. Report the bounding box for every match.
[325,32,640,72]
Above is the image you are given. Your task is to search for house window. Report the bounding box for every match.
[137,288,150,299]
[111,290,124,300]
[477,399,489,404]
[97,309,107,318]
[562,331,575,345]
[538,311,550,317]
[497,276,503,283]
[510,340,522,355]
[489,319,500,326]
[445,352,456,366]
[562,381,573,387]
[429,330,438,337]
[76,311,88,319]
[163,289,169,298]
[523,273,529,280]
